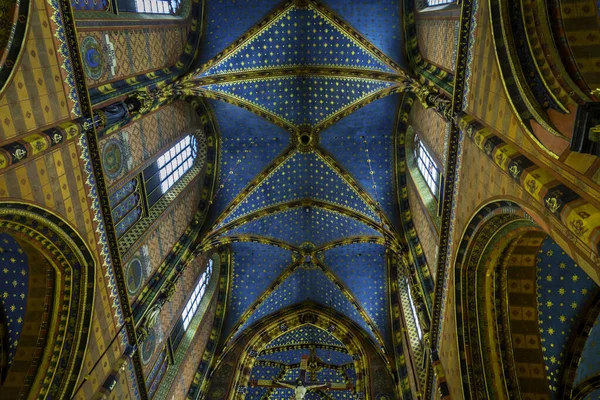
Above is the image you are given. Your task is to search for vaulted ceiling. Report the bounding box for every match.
[194,0,407,357]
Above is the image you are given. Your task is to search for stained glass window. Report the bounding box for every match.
[144,135,197,207]
[406,279,423,340]
[414,135,440,198]
[117,0,181,14]
[182,258,213,330]
[426,0,454,5]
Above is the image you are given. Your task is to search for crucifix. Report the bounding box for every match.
[249,354,353,399]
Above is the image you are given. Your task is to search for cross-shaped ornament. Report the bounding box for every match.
[249,355,352,399]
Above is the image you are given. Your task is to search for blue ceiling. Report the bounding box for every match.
[0,233,29,366]
[197,0,406,357]
[207,100,290,221]
[224,242,293,336]
[323,243,390,345]
[536,237,599,392]
[232,268,382,346]
[584,388,600,400]
[266,325,344,348]
[319,94,400,226]
[219,150,380,227]
[220,207,382,247]
[203,77,396,128]
[199,0,405,68]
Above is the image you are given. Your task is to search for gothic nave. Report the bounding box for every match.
[0,0,599,399]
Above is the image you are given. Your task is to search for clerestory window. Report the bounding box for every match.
[414,135,441,198]
[182,258,213,330]
[144,135,198,207]
[117,0,182,14]
[426,0,454,5]
[406,279,423,340]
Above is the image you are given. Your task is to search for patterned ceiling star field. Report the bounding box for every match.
[0,233,28,366]
[198,0,405,373]
[536,237,599,393]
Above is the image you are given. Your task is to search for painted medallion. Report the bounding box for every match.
[80,36,104,80]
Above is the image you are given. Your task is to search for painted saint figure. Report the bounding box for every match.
[275,378,329,400]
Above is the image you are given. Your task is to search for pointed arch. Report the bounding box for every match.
[0,202,95,399]
[198,303,400,399]
[455,200,600,399]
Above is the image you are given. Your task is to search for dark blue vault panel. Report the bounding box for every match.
[224,242,293,337]
[201,4,396,76]
[220,150,379,227]
[219,207,382,248]
[207,100,290,222]
[320,94,401,228]
[233,268,379,345]
[203,77,395,128]
[323,242,390,346]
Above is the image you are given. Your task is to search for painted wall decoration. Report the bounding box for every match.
[80,35,105,80]
[0,203,95,398]
[126,256,144,295]
[0,0,83,139]
[77,27,187,89]
[141,328,157,365]
[102,136,131,180]
[100,101,200,187]
[415,18,459,73]
[109,177,142,238]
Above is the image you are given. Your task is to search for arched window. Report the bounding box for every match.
[116,0,182,14]
[414,134,441,198]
